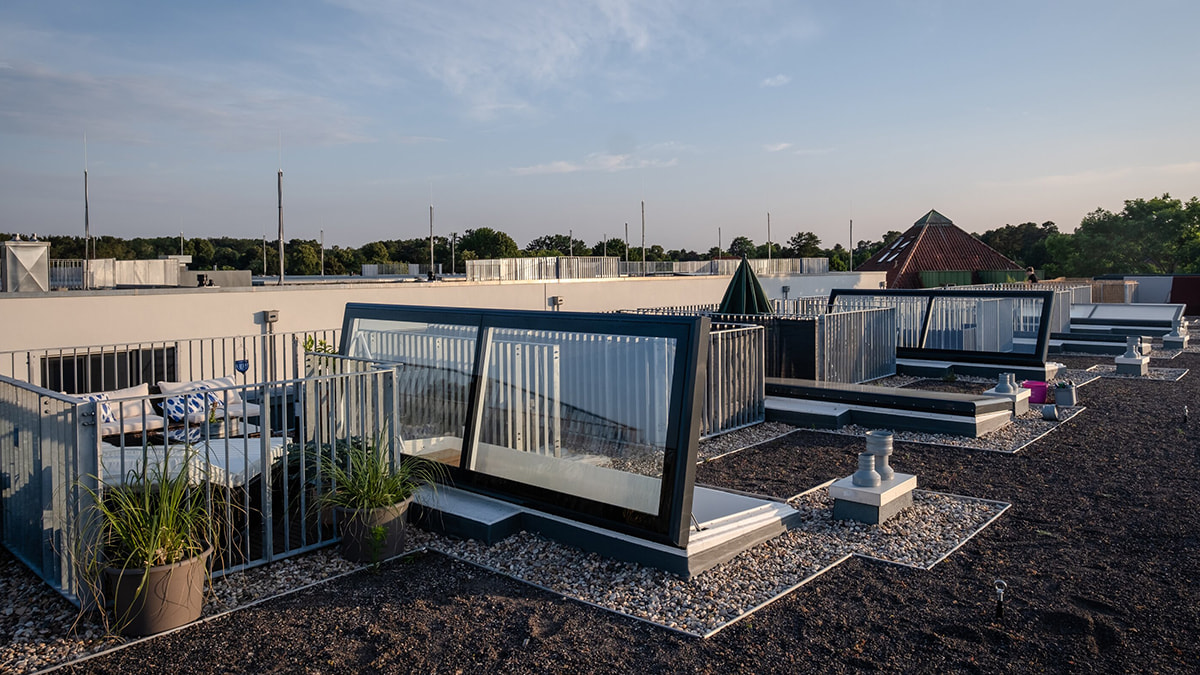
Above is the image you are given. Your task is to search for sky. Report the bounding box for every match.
[2,0,1198,252]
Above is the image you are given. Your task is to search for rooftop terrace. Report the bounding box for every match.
[2,332,1197,673]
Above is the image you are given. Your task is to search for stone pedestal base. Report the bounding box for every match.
[830,473,917,525]
[1164,335,1189,350]
[1115,355,1149,376]
[983,385,1031,415]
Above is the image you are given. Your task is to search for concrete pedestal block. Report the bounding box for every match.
[1164,335,1189,350]
[830,473,917,525]
[983,384,1031,415]
[1115,355,1149,376]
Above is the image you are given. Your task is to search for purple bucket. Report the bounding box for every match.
[1021,380,1048,404]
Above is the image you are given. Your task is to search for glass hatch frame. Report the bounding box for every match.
[338,303,711,548]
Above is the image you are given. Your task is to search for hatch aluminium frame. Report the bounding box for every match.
[338,303,711,548]
[828,288,1056,367]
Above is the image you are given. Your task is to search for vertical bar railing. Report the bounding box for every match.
[815,308,896,383]
[699,324,765,438]
[1,368,398,606]
[0,329,340,393]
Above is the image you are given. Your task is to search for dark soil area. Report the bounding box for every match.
[50,352,1200,673]
[901,378,993,395]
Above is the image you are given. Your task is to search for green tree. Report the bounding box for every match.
[285,239,321,275]
[590,237,628,259]
[728,236,756,258]
[978,221,1059,268]
[1047,194,1200,276]
[786,231,822,258]
[359,242,390,265]
[525,234,588,256]
[458,227,519,259]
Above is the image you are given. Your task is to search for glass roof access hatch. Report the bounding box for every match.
[340,304,709,548]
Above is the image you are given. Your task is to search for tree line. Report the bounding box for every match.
[4,193,1196,277]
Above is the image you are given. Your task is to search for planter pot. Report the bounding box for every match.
[334,498,414,563]
[1041,403,1060,421]
[1022,380,1048,404]
[103,547,212,637]
[1054,386,1077,407]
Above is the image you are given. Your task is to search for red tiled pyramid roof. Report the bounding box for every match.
[857,210,1022,288]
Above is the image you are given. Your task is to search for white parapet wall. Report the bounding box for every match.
[0,271,884,353]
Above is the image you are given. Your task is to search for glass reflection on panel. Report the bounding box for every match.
[924,296,1039,354]
[467,328,676,516]
[348,318,478,467]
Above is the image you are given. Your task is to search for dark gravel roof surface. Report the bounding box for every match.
[23,352,1200,673]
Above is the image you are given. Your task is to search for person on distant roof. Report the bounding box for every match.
[1026,266,1039,284]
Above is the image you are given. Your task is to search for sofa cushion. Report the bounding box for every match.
[72,393,116,424]
[158,377,242,403]
[164,393,211,422]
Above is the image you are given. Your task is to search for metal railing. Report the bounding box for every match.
[626,307,897,385]
[49,259,86,289]
[773,296,830,315]
[620,258,829,277]
[361,262,414,276]
[464,257,829,281]
[353,321,764,441]
[700,324,765,438]
[828,295,932,348]
[943,283,1084,335]
[816,309,897,383]
[467,257,620,282]
[1,367,399,606]
[0,328,340,395]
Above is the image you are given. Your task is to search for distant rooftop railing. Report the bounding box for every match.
[48,258,181,290]
[465,256,829,282]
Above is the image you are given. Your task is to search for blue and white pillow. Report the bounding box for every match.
[163,393,209,422]
[76,393,116,424]
[198,386,226,411]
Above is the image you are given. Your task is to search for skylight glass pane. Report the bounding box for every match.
[347,318,478,467]
[467,327,676,515]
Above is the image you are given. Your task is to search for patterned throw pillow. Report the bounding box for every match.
[76,393,116,424]
[197,386,226,410]
[163,393,209,422]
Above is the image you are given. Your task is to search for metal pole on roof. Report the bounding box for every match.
[429,204,434,278]
[83,141,91,290]
[640,200,646,272]
[277,169,284,285]
[767,212,772,261]
[320,228,325,277]
[850,218,854,272]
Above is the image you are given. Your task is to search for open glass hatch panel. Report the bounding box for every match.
[340,304,710,548]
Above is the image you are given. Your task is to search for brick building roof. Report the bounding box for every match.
[857,210,1022,288]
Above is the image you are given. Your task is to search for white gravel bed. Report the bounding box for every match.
[406,489,1008,638]
[1085,364,1189,381]
[817,406,1086,454]
[1,549,362,675]
[697,422,800,463]
[862,374,926,388]
[788,488,1009,569]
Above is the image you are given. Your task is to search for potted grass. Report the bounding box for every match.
[78,446,224,636]
[315,439,443,564]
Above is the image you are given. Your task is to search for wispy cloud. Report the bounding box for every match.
[329,1,819,118]
[981,161,1200,188]
[760,74,790,87]
[512,152,677,176]
[763,142,792,152]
